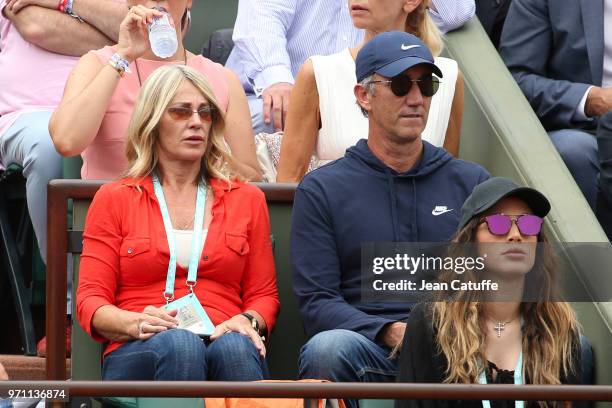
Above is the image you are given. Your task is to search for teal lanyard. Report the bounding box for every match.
[152,173,207,303]
[478,350,524,408]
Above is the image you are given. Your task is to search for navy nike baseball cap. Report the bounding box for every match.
[355,31,443,83]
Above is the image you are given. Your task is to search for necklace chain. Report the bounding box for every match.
[134,47,188,86]
[172,211,196,230]
[169,187,208,230]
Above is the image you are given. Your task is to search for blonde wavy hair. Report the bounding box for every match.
[124,65,237,184]
[431,218,579,406]
[405,0,443,57]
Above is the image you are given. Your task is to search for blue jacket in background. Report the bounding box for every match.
[291,139,490,343]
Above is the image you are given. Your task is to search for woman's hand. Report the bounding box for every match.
[116,5,163,62]
[210,314,266,358]
[130,305,179,340]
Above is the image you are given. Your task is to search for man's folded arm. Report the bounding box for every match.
[3,4,113,56]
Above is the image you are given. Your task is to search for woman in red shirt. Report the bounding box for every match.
[76,64,279,381]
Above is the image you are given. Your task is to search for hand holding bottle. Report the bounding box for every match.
[116,5,163,62]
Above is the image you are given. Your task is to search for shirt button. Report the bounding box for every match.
[343,36,347,41]
[127,248,134,254]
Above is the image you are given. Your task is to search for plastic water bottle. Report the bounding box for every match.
[148,7,178,59]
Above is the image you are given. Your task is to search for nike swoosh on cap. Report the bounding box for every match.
[401,44,420,51]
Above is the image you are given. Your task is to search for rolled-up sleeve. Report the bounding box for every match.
[76,185,122,343]
[241,190,280,332]
[429,0,475,33]
[230,0,298,93]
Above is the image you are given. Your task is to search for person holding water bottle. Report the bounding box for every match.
[50,0,262,181]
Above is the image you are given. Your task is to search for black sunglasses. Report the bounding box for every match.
[368,75,440,97]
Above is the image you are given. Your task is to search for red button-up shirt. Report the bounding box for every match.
[76,176,280,356]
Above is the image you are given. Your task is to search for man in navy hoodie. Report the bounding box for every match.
[292,31,490,398]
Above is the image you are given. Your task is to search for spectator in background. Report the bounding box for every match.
[0,0,125,265]
[276,0,463,183]
[226,0,476,134]
[291,32,489,408]
[0,0,127,357]
[596,111,612,239]
[500,0,610,221]
[50,0,262,181]
[474,0,511,49]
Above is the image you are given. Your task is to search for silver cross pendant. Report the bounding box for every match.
[494,322,506,337]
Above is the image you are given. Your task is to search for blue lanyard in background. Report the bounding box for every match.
[152,173,207,302]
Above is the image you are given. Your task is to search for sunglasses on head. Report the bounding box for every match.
[167,105,216,122]
[368,74,440,97]
[479,214,543,236]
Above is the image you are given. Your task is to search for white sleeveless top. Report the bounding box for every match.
[174,228,208,268]
[311,49,458,166]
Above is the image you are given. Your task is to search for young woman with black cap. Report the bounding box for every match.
[395,177,587,408]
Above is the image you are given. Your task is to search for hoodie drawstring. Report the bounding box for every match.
[386,168,400,242]
[412,179,418,241]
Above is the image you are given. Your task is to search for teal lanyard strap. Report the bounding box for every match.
[478,350,524,408]
[152,173,207,302]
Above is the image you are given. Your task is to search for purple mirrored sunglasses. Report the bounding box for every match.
[479,214,544,236]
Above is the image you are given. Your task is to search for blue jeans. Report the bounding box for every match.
[103,329,268,381]
[298,329,398,408]
[0,111,62,263]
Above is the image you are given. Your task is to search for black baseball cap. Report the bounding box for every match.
[458,177,551,231]
[355,31,443,83]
